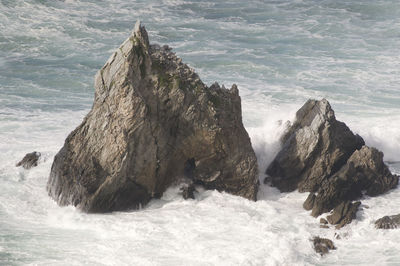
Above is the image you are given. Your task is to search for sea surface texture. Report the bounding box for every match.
[1,0,400,265]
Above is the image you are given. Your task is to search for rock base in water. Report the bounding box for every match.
[180,184,196,200]
[327,201,361,229]
[312,236,336,256]
[266,99,364,193]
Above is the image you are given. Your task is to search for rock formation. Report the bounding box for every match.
[375,214,400,229]
[305,146,398,218]
[16,151,41,169]
[47,21,258,213]
[319,218,329,228]
[267,99,398,227]
[326,201,360,229]
[267,99,365,192]
[312,236,336,256]
[320,218,328,225]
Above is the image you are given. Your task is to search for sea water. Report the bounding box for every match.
[1,0,400,265]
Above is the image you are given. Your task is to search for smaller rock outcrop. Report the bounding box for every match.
[266,99,365,193]
[266,99,398,227]
[312,236,336,256]
[375,214,400,229]
[16,152,41,169]
[326,201,360,229]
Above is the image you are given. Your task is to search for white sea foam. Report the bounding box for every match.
[1,0,400,265]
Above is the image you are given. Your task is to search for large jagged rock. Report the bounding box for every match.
[266,99,365,192]
[267,99,398,227]
[47,21,258,213]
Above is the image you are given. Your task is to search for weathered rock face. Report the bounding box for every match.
[267,99,398,227]
[266,99,365,192]
[16,152,41,169]
[306,146,398,217]
[375,214,400,229]
[47,22,258,213]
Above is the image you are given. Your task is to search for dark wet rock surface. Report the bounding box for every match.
[320,218,328,225]
[327,201,360,229]
[16,152,41,169]
[307,146,398,219]
[312,236,336,256]
[375,214,400,229]
[181,184,196,200]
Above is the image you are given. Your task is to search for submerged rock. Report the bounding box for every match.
[266,99,398,227]
[47,22,258,213]
[375,214,400,229]
[16,152,41,169]
[312,236,336,256]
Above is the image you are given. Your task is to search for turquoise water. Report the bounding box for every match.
[1,0,400,265]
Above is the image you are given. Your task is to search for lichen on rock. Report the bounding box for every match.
[47,21,259,213]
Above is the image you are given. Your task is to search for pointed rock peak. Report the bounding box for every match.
[47,23,259,213]
[134,20,141,33]
[210,82,220,90]
[132,20,149,49]
[315,98,334,116]
[230,84,239,95]
[293,98,335,128]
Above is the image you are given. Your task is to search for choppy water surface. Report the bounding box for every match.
[1,0,400,265]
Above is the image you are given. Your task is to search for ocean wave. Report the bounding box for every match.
[1,0,400,264]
